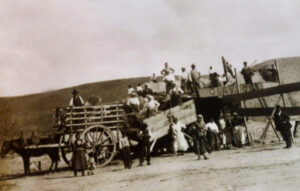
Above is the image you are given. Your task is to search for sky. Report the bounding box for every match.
[0,0,300,96]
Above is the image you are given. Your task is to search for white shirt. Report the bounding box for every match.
[219,119,226,130]
[137,86,143,92]
[128,87,135,95]
[170,86,184,94]
[180,71,189,81]
[164,73,176,82]
[206,122,219,133]
[127,97,140,106]
[119,137,130,148]
[172,121,186,131]
[145,99,160,111]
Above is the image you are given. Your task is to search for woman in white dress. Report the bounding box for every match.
[171,117,189,154]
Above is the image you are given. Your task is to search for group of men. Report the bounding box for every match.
[127,84,160,117]
[157,61,258,98]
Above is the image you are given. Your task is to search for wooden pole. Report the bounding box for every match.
[235,68,252,145]
[222,56,229,82]
[274,60,286,107]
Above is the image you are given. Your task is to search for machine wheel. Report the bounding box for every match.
[82,125,117,167]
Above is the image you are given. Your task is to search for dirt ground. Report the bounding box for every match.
[1,121,300,191]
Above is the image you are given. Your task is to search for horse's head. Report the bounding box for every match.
[1,137,26,157]
[1,140,12,158]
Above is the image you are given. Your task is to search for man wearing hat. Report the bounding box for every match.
[241,61,254,84]
[69,90,85,107]
[191,114,209,160]
[190,64,201,97]
[273,105,292,148]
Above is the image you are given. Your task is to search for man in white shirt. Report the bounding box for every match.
[206,118,220,151]
[127,93,140,112]
[136,84,143,95]
[160,62,175,76]
[144,96,160,117]
[180,67,190,94]
[170,85,184,107]
[190,64,201,97]
[128,85,135,95]
[161,62,176,94]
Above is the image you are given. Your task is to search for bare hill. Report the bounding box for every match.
[0,77,150,140]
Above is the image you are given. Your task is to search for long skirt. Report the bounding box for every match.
[72,149,88,171]
[173,132,189,152]
[194,137,207,155]
[233,125,247,147]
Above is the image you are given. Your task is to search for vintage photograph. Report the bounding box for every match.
[1,1,300,191]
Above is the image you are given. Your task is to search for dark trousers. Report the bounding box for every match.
[192,81,201,97]
[244,77,253,84]
[139,140,151,165]
[181,79,188,93]
[209,132,220,151]
[194,137,207,156]
[122,146,132,169]
[280,128,292,148]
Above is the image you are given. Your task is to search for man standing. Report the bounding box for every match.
[138,128,151,166]
[206,118,220,151]
[241,61,254,84]
[180,67,190,94]
[269,64,279,82]
[191,114,209,160]
[273,105,292,149]
[160,62,175,76]
[231,113,247,147]
[69,90,84,107]
[190,64,202,97]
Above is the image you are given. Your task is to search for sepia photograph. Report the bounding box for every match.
[1,0,300,191]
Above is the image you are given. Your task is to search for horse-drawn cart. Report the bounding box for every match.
[54,104,125,168]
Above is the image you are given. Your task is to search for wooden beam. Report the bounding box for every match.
[222,56,228,82]
[235,68,252,145]
[274,60,286,107]
[223,81,300,102]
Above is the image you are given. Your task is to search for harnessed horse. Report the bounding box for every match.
[1,135,60,175]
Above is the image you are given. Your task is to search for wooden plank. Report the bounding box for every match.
[65,104,123,110]
[223,82,300,102]
[65,109,124,115]
[196,83,264,98]
[24,144,60,149]
[144,99,197,142]
[65,114,124,121]
[66,120,124,127]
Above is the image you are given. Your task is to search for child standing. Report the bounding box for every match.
[87,152,95,175]
[119,134,132,169]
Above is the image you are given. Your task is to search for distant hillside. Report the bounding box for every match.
[1,56,300,142]
[0,77,150,140]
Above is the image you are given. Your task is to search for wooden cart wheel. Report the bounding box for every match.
[82,125,117,167]
[59,133,74,166]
